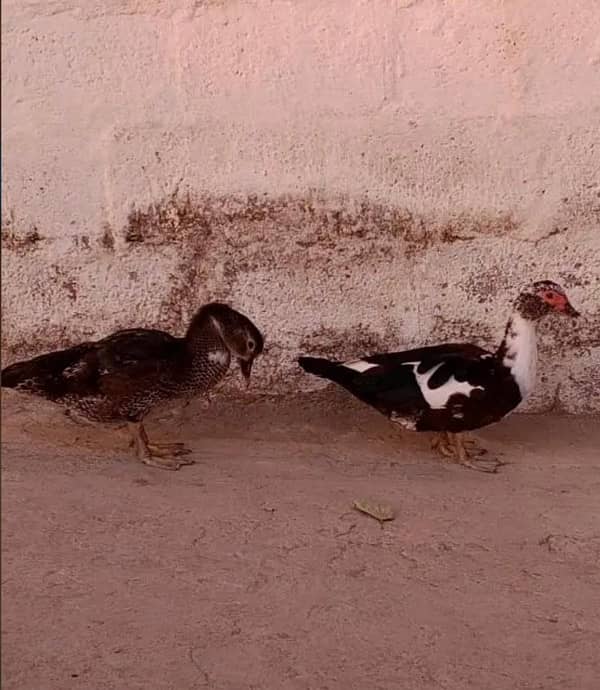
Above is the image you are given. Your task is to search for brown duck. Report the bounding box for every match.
[1,303,264,470]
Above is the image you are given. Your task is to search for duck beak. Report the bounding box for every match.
[239,358,253,386]
[561,300,580,318]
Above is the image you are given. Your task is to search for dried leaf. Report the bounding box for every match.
[352,499,395,523]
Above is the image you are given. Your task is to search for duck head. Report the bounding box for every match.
[515,280,580,321]
[201,303,265,385]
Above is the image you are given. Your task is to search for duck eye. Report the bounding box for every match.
[248,340,255,351]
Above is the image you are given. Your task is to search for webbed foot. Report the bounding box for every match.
[127,422,195,471]
[431,432,506,474]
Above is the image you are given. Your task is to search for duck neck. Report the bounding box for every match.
[496,311,538,400]
[184,313,229,364]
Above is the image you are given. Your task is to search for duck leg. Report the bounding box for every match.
[450,433,505,473]
[127,422,194,471]
[432,432,504,473]
[461,433,489,456]
[136,424,193,457]
[64,408,96,427]
[431,432,455,458]
[432,431,489,457]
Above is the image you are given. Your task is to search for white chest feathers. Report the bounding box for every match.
[501,314,538,399]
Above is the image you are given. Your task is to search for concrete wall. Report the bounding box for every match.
[2,0,599,413]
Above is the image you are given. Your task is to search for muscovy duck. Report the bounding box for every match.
[298,281,579,473]
[1,303,264,470]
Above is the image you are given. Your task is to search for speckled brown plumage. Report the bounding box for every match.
[2,303,264,470]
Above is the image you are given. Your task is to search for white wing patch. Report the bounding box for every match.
[407,361,484,410]
[342,359,378,373]
[208,350,229,365]
[62,361,89,379]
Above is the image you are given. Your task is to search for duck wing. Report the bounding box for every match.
[361,343,493,411]
[1,342,98,399]
[90,328,185,397]
[95,329,182,370]
[1,329,184,402]
[299,342,493,415]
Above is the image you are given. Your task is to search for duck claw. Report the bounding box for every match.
[431,432,505,474]
[462,457,506,474]
[147,442,193,457]
[141,456,186,471]
[128,422,195,470]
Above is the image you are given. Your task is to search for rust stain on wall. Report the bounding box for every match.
[116,191,524,332]
[1,211,43,255]
[122,192,519,250]
[124,193,212,245]
[2,191,596,413]
[100,223,115,250]
[49,264,78,302]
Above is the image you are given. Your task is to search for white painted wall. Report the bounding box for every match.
[2,0,599,412]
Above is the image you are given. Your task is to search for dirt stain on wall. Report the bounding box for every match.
[2,210,43,255]
[114,191,523,333]
[2,191,596,412]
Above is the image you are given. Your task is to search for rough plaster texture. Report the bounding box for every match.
[1,0,599,412]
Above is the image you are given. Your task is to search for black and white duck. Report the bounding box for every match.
[1,303,264,470]
[298,280,579,473]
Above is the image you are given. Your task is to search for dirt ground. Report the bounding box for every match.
[1,387,599,690]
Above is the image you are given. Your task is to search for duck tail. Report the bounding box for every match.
[1,343,94,396]
[297,356,353,386]
[1,359,34,388]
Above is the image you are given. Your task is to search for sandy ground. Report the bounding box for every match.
[1,387,599,690]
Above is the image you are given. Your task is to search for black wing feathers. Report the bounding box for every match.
[298,343,493,416]
[1,342,97,398]
[96,329,182,370]
[365,343,487,371]
[1,328,183,400]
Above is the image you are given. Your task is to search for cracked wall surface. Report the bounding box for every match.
[2,0,599,412]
